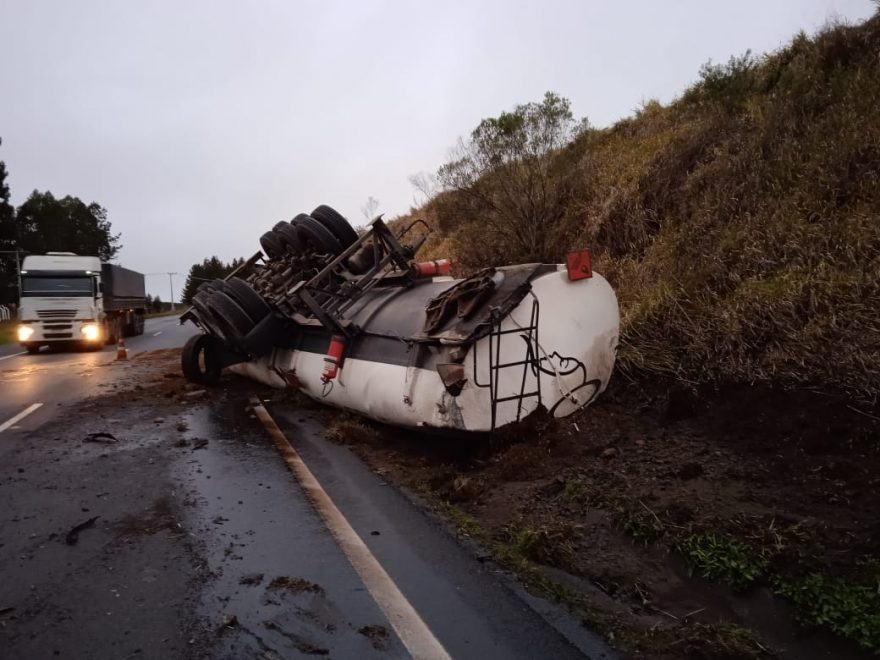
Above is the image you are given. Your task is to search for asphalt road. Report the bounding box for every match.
[0,315,196,434]
[0,316,614,659]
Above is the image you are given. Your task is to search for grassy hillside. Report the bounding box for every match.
[404,15,880,402]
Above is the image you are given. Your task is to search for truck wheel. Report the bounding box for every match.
[192,292,228,341]
[123,318,136,337]
[24,344,40,355]
[292,214,343,256]
[260,231,284,259]
[104,319,115,344]
[311,205,359,248]
[206,291,255,340]
[275,223,304,254]
[226,277,272,323]
[181,334,222,385]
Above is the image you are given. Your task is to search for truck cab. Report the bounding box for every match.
[17,253,145,353]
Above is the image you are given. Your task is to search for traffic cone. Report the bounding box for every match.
[116,338,127,361]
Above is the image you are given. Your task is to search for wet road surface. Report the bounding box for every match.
[0,330,614,658]
[0,315,196,433]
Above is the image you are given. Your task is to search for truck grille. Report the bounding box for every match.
[37,309,77,319]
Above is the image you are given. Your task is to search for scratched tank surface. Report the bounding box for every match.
[180,206,619,432]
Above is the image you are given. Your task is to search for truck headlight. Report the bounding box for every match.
[81,323,101,341]
[18,325,35,341]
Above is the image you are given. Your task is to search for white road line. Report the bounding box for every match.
[0,403,44,433]
[0,351,27,362]
[251,400,451,660]
[152,331,163,337]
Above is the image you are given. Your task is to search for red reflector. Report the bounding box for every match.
[565,249,592,281]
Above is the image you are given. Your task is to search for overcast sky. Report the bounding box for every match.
[0,0,874,300]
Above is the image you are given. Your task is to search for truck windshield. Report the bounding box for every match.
[21,276,94,297]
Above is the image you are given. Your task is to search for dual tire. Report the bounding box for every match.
[193,277,272,346]
[259,205,357,260]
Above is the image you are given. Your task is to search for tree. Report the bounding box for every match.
[14,191,121,261]
[181,256,245,304]
[150,295,162,313]
[408,172,438,205]
[437,92,588,262]
[0,138,17,304]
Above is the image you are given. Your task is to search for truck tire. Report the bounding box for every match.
[275,223,304,254]
[24,344,41,355]
[260,231,284,259]
[226,277,272,323]
[192,292,229,341]
[181,333,222,385]
[104,318,116,344]
[123,316,137,337]
[311,205,359,248]
[106,315,125,343]
[292,214,343,256]
[206,291,255,340]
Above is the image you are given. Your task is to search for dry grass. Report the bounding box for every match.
[403,15,880,402]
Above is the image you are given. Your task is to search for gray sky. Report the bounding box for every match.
[0,0,874,300]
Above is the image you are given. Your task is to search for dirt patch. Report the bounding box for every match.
[115,497,182,538]
[358,624,390,650]
[238,573,264,586]
[321,378,880,658]
[267,576,325,595]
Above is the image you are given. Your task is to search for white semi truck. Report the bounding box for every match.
[17,253,146,353]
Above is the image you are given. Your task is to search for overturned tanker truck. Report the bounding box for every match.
[179,206,619,433]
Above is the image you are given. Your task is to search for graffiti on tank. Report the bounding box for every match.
[519,335,602,414]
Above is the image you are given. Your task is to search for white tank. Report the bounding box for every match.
[232,265,619,432]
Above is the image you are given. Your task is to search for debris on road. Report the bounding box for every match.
[65,516,99,545]
[83,432,118,444]
[358,624,390,650]
[267,576,324,595]
[191,438,209,450]
[238,573,264,586]
[216,614,239,634]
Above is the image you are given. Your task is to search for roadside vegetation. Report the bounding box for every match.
[0,137,122,308]
[181,256,246,305]
[400,13,880,404]
[338,13,880,658]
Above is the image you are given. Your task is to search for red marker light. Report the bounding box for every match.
[565,249,592,281]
